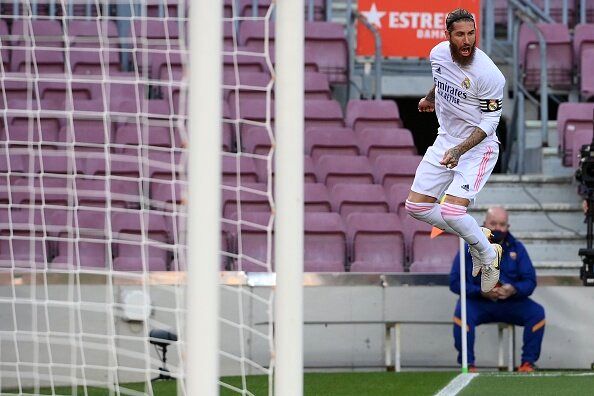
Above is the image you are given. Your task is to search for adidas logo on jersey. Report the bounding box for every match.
[461,184,470,191]
[436,66,441,74]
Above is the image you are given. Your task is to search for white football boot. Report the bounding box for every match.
[470,227,493,277]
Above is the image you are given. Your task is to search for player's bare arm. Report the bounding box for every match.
[440,127,487,169]
[418,85,435,112]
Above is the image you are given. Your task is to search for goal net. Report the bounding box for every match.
[0,0,279,394]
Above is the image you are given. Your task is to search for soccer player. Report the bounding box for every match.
[405,8,505,292]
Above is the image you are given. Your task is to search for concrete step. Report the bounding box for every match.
[478,174,580,205]
[525,120,558,148]
[468,208,584,233]
[542,146,576,177]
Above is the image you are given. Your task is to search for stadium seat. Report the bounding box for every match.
[50,210,109,270]
[3,123,60,149]
[571,128,594,169]
[225,71,272,104]
[150,180,185,210]
[0,208,49,268]
[146,0,181,17]
[222,183,271,220]
[233,211,274,272]
[387,183,412,221]
[10,19,65,74]
[58,123,110,152]
[304,212,346,272]
[304,99,344,129]
[315,155,374,188]
[222,155,260,185]
[304,155,317,183]
[346,213,405,272]
[404,217,459,273]
[557,102,594,166]
[111,211,171,271]
[75,177,140,209]
[11,176,72,206]
[131,20,182,80]
[304,22,348,83]
[373,155,422,191]
[304,183,332,212]
[67,20,121,75]
[580,49,594,101]
[305,72,332,99]
[357,128,417,164]
[519,23,572,91]
[305,127,359,161]
[0,19,9,70]
[345,100,403,131]
[241,126,273,155]
[573,24,594,71]
[330,184,389,218]
[0,79,36,104]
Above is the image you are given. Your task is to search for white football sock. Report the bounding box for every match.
[405,200,457,235]
[440,202,495,261]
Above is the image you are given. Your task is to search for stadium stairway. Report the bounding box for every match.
[470,119,584,274]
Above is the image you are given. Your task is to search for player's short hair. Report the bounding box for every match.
[446,8,475,32]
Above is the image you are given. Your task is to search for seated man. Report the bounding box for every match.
[449,206,545,372]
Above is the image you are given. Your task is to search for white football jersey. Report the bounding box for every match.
[429,41,505,143]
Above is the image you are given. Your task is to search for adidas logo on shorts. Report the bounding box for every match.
[461,184,470,191]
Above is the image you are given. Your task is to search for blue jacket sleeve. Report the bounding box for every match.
[510,242,537,298]
[449,248,482,298]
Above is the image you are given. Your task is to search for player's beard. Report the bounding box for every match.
[449,41,476,66]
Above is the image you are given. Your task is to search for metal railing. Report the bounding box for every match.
[350,10,382,100]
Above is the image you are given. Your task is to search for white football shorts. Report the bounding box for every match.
[410,133,499,202]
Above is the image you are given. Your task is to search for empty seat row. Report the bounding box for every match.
[0,207,182,271]
[222,212,458,273]
[520,23,594,99]
[222,182,410,221]
[222,153,421,188]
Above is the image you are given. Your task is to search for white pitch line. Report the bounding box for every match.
[481,372,594,378]
[434,373,479,396]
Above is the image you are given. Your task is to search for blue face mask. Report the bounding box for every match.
[491,230,508,244]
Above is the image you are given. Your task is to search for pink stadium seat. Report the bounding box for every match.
[346,100,403,131]
[304,183,332,212]
[224,70,272,103]
[233,211,274,272]
[0,208,49,268]
[241,126,273,155]
[304,155,317,183]
[358,128,417,163]
[146,0,181,17]
[557,103,594,166]
[111,211,170,271]
[11,176,72,206]
[330,184,389,218]
[50,210,109,270]
[315,155,374,188]
[573,24,594,71]
[304,99,344,129]
[404,217,459,273]
[305,72,332,99]
[67,20,121,75]
[10,19,65,74]
[580,49,594,101]
[304,22,348,83]
[387,183,411,221]
[571,128,594,169]
[75,177,140,209]
[304,212,346,272]
[222,155,260,185]
[373,155,422,191]
[519,23,572,90]
[305,127,359,161]
[346,213,405,272]
[222,183,271,220]
[0,19,9,70]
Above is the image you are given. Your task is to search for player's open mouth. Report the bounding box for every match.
[460,47,471,56]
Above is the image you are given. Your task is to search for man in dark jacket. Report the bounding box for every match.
[449,206,545,372]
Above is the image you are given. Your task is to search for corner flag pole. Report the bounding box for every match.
[459,237,469,373]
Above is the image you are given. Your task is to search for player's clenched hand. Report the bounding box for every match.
[418,98,435,112]
[440,148,461,169]
[496,284,516,300]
